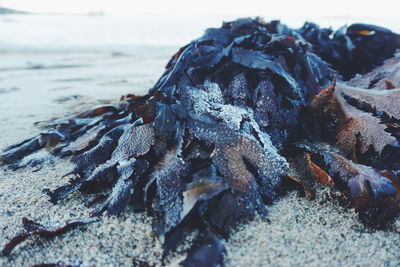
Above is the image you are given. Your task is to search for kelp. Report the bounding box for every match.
[1,18,400,265]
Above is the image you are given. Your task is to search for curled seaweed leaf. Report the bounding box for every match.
[304,153,335,186]
[181,233,226,267]
[181,178,228,222]
[298,142,399,227]
[311,57,400,169]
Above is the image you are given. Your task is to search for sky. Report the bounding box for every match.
[1,0,399,18]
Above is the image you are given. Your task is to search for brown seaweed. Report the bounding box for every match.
[1,218,99,256]
[1,18,400,264]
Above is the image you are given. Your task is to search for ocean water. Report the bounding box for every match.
[0,13,398,50]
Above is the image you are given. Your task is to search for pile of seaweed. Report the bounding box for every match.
[1,18,400,265]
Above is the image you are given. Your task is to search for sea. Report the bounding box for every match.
[0,13,398,51]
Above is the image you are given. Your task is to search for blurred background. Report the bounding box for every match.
[0,0,399,49]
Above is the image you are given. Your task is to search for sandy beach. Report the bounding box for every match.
[1,14,400,267]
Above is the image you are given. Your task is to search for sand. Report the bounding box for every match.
[0,47,399,267]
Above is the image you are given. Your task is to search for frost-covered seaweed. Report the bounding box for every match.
[1,18,400,264]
